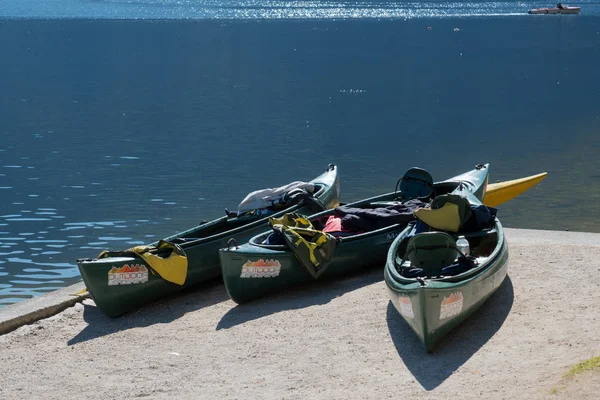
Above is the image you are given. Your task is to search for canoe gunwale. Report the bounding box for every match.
[166,185,324,248]
[79,164,339,262]
[245,194,423,251]
[245,220,410,252]
[163,167,338,249]
[241,164,490,253]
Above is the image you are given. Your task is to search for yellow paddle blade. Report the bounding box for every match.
[124,241,189,285]
[71,288,89,296]
[484,172,547,207]
[136,251,188,285]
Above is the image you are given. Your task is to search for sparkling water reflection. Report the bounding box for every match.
[1,0,600,19]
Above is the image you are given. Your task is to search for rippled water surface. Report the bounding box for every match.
[2,0,600,19]
[1,3,599,306]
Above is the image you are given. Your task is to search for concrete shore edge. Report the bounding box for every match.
[1,227,598,335]
[0,282,89,335]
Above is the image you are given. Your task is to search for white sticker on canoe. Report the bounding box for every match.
[439,292,464,320]
[240,259,281,278]
[108,264,149,286]
[398,295,414,319]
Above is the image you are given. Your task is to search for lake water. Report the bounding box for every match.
[1,1,599,307]
[2,0,600,19]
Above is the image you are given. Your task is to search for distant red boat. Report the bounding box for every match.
[528,6,581,14]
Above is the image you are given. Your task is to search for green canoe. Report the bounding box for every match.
[219,164,491,304]
[384,176,508,353]
[76,164,340,317]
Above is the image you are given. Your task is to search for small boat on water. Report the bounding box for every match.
[77,164,340,317]
[385,174,509,352]
[528,6,580,14]
[219,164,491,304]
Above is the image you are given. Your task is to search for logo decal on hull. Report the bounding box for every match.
[398,295,414,319]
[439,292,464,320]
[108,264,148,286]
[240,259,281,278]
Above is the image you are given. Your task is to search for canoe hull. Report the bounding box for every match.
[221,164,491,304]
[483,172,547,207]
[220,217,407,304]
[77,165,340,317]
[78,256,184,317]
[385,219,508,352]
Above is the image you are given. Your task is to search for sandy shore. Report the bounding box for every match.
[0,228,599,399]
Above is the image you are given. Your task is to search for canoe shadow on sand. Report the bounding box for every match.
[67,278,230,346]
[386,276,514,391]
[216,268,383,330]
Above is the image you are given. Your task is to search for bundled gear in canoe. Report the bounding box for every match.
[331,199,428,232]
[395,195,498,278]
[398,229,480,278]
[413,194,472,232]
[412,194,496,234]
[265,199,428,279]
[98,240,188,285]
[237,181,316,215]
[268,213,338,279]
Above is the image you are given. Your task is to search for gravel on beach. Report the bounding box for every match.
[0,228,599,400]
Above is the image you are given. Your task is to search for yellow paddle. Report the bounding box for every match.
[483,172,547,207]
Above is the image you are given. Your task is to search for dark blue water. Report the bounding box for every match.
[1,1,599,307]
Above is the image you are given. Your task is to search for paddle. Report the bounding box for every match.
[483,172,547,207]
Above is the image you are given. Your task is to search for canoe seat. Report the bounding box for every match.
[397,167,434,201]
[405,232,458,278]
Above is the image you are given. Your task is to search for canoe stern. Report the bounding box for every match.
[219,243,311,304]
[385,218,510,352]
[425,240,508,351]
[310,163,341,209]
[77,256,183,317]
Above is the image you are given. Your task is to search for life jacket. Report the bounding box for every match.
[269,213,338,279]
[413,194,472,232]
